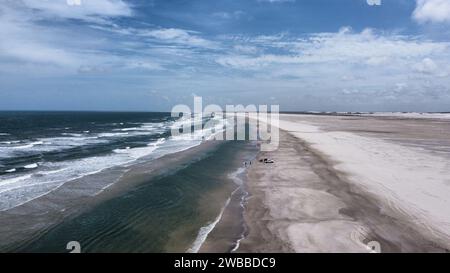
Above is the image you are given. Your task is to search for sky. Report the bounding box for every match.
[0,0,450,112]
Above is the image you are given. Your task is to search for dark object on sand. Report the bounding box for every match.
[259,158,275,164]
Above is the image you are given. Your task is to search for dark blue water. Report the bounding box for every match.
[0,111,173,174]
[0,111,218,211]
[0,112,172,172]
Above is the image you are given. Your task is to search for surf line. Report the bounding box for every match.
[230,186,248,253]
[187,164,251,253]
[187,196,232,253]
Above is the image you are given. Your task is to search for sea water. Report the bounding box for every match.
[0,111,257,252]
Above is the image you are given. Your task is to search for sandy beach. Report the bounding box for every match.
[236,114,450,253]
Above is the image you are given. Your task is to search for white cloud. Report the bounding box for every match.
[93,26,217,49]
[341,89,361,95]
[366,56,389,66]
[1,40,80,67]
[0,2,160,72]
[233,45,260,54]
[124,60,164,70]
[141,28,216,48]
[216,29,450,69]
[0,5,81,68]
[413,58,449,77]
[413,58,438,74]
[214,28,450,106]
[395,83,408,90]
[413,0,450,24]
[0,0,213,76]
[21,0,132,21]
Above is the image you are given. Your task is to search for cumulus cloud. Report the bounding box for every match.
[413,0,450,24]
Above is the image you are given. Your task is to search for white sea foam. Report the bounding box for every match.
[0,137,168,211]
[0,174,33,187]
[0,140,20,145]
[188,165,248,253]
[98,132,129,138]
[0,121,171,160]
[112,138,166,159]
[149,138,166,146]
[0,121,167,160]
[117,127,140,132]
[24,163,38,169]
[11,141,44,149]
[32,136,108,153]
[187,197,231,253]
[5,169,16,173]
[0,156,126,210]
[231,186,249,253]
[0,136,103,159]
[113,122,167,135]
[228,167,246,186]
[228,167,249,252]
[61,133,84,137]
[10,144,34,149]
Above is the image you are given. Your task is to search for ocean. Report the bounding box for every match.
[0,111,258,252]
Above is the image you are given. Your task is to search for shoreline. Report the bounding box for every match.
[198,144,258,253]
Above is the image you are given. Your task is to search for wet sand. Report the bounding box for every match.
[199,147,258,253]
[236,114,450,253]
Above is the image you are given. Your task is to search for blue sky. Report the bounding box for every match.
[1,0,450,112]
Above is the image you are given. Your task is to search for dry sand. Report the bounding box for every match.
[237,114,450,253]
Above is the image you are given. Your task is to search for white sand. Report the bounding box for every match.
[271,115,450,247]
[286,221,370,253]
